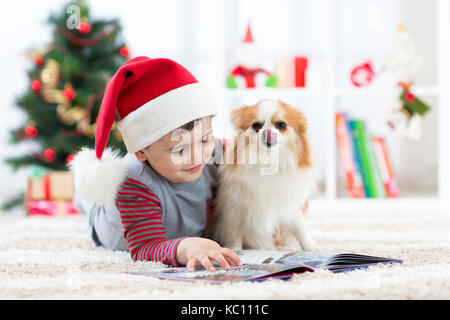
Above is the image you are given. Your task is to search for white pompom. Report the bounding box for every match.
[68,147,128,207]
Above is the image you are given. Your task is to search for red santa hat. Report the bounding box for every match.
[69,56,218,206]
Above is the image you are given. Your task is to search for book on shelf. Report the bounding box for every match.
[349,120,376,197]
[123,250,402,284]
[337,114,399,198]
[361,121,386,198]
[335,113,365,198]
[372,137,400,198]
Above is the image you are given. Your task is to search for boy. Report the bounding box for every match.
[70,57,240,272]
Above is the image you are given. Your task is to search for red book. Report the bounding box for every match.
[372,137,400,198]
[335,113,365,198]
[294,56,308,87]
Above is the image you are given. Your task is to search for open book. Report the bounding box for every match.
[123,250,403,284]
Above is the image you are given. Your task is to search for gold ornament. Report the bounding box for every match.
[38,59,119,139]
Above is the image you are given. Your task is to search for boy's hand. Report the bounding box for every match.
[176,237,241,272]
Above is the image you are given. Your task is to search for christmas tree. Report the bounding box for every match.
[2,0,130,209]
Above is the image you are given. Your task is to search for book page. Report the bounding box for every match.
[123,264,307,284]
[235,250,335,269]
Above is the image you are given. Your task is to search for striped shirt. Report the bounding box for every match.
[115,138,225,266]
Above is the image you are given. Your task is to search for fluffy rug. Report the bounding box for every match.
[1,209,449,299]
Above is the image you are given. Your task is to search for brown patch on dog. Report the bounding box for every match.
[277,100,312,168]
[227,105,259,168]
[230,104,259,131]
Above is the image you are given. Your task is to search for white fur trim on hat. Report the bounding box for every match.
[117,82,218,153]
[68,147,128,207]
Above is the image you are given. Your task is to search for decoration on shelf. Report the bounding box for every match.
[226,23,277,89]
[274,56,324,88]
[350,61,375,87]
[294,56,308,87]
[383,24,431,141]
[274,57,290,88]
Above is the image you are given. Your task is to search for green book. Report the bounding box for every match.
[349,120,385,198]
[349,120,373,197]
[362,130,386,198]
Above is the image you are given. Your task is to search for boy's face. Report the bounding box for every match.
[135,116,215,183]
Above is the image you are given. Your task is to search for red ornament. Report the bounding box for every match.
[77,18,92,34]
[25,125,38,138]
[66,154,75,164]
[34,56,44,67]
[31,80,41,92]
[44,148,56,162]
[119,45,130,58]
[405,91,415,103]
[63,84,76,100]
[350,61,375,87]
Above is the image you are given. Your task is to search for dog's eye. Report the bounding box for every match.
[251,122,263,131]
[276,121,287,131]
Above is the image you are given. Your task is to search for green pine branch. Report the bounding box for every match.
[1,192,25,212]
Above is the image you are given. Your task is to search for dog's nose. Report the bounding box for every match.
[263,129,278,144]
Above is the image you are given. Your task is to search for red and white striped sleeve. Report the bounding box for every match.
[116,178,184,266]
[216,138,228,152]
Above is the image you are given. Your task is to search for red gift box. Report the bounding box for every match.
[27,200,80,216]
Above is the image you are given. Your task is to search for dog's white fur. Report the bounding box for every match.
[205,99,320,251]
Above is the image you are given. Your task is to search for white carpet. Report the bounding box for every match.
[1,209,450,299]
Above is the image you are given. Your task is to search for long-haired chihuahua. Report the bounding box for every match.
[205,99,320,252]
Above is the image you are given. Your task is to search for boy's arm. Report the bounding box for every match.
[116,178,184,266]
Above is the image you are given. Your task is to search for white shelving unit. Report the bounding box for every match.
[207,0,449,214]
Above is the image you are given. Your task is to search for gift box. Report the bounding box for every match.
[27,170,74,201]
[26,200,80,216]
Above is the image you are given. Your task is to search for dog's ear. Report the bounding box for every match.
[230,104,259,129]
[230,106,247,128]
